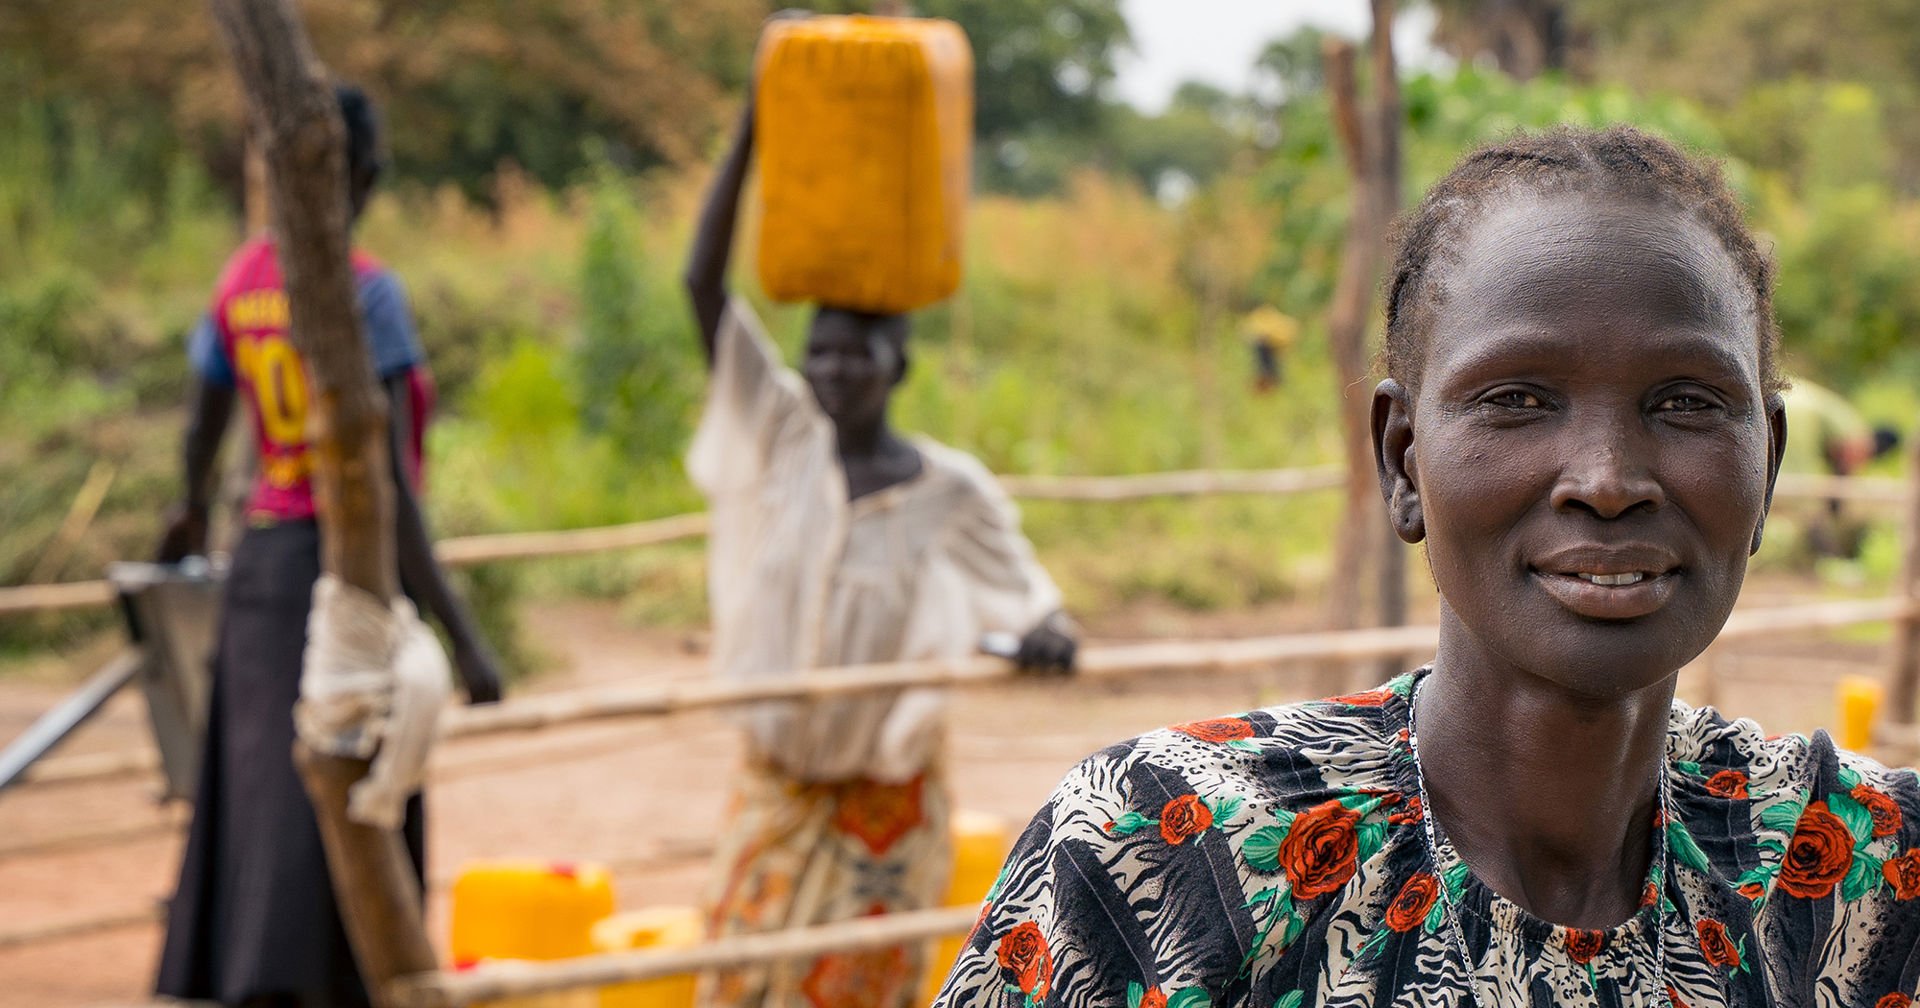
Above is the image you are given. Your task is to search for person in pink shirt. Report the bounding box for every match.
[154,84,500,1008]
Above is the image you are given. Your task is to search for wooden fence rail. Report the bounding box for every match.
[14,596,1917,791]
[390,906,981,1008]
[0,467,1899,619]
[10,595,1914,795]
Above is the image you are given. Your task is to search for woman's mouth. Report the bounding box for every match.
[1532,567,1678,620]
[1527,543,1684,620]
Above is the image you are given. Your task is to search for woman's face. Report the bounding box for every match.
[1375,189,1785,697]
[804,309,903,430]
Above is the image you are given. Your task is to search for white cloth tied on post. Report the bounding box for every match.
[295,573,450,830]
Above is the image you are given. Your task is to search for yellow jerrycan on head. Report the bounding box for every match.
[754,15,973,314]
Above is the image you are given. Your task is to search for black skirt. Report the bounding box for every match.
[155,519,425,1007]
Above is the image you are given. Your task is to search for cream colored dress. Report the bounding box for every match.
[688,298,1060,1008]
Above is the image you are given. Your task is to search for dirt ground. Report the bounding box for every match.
[0,587,1894,1007]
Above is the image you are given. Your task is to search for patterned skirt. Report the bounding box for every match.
[697,753,951,1008]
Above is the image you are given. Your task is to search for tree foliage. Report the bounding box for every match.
[1569,0,1920,188]
[0,0,766,199]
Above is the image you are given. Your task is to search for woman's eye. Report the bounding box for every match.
[1486,389,1544,409]
[1658,393,1716,412]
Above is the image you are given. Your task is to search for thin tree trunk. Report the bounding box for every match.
[205,1,433,1004]
[1321,0,1406,691]
[1364,0,1407,680]
[1886,432,1920,762]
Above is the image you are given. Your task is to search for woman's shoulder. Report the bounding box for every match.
[1667,700,1920,805]
[908,438,996,489]
[1048,677,1416,826]
[1666,699,1920,904]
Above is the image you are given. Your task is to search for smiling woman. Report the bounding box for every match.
[931,127,1920,1008]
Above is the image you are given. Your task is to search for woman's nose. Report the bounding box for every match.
[1550,417,1666,519]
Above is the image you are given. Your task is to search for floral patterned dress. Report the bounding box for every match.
[933,672,1920,1008]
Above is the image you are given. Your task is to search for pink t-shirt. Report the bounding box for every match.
[190,238,434,521]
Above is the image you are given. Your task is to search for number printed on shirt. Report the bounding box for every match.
[232,334,309,447]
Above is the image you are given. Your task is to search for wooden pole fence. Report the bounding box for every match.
[438,623,1446,739]
[1884,429,1920,762]
[208,0,436,996]
[389,905,981,1008]
[3,599,1917,957]
[13,595,1919,794]
[0,468,1906,620]
[0,837,719,951]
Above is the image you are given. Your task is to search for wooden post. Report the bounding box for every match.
[1886,433,1920,761]
[1321,0,1407,688]
[205,1,434,1003]
[1363,0,1406,677]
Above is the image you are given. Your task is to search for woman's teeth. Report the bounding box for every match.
[1577,572,1645,586]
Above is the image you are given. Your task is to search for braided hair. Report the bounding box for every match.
[1383,125,1781,395]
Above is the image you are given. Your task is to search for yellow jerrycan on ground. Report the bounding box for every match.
[450,860,617,1008]
[922,810,1014,1005]
[593,906,704,1008]
[754,14,973,314]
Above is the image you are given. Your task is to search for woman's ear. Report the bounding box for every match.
[1753,392,1788,555]
[1373,379,1425,544]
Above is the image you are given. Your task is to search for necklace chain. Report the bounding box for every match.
[1406,674,1674,1008]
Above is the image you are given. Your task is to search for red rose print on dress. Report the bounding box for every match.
[1853,783,1903,838]
[1278,799,1362,899]
[1696,919,1740,969]
[1327,687,1393,706]
[1877,995,1912,1008]
[1883,849,1920,900]
[1779,801,1856,899]
[1385,873,1439,932]
[1159,794,1215,845]
[1172,718,1254,743]
[997,921,1052,999]
[1705,770,1749,799]
[1564,928,1604,965]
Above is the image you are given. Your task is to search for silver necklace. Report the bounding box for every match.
[1406,674,1674,1008]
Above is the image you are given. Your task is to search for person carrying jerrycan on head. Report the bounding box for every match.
[681,12,1078,1008]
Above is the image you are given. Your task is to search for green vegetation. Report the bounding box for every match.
[7,3,1920,675]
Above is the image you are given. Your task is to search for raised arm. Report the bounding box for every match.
[683,97,758,365]
[385,373,502,705]
[156,379,237,562]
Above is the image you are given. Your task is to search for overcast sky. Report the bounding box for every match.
[1113,0,1441,113]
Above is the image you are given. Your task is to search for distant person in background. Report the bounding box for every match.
[1244,305,1299,394]
[154,84,501,1008]
[1782,376,1900,558]
[682,71,1079,1008]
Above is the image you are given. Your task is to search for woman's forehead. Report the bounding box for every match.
[1425,190,1761,380]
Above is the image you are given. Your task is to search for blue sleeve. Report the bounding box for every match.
[187,313,237,387]
[357,271,424,379]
